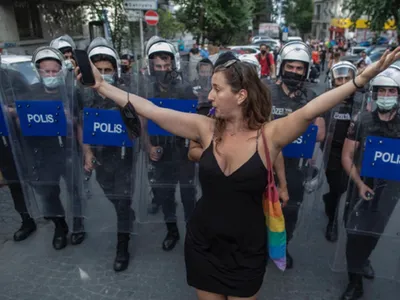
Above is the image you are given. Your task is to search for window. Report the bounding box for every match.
[14,1,43,40]
[316,5,321,20]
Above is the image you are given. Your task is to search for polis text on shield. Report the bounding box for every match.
[27,114,54,123]
[93,122,123,134]
[374,151,400,165]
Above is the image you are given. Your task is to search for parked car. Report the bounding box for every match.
[370,51,385,63]
[228,45,260,57]
[252,39,280,50]
[366,45,388,56]
[251,36,271,43]
[345,46,367,56]
[359,36,389,47]
[1,55,39,86]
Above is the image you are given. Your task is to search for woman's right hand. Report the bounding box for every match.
[74,61,104,90]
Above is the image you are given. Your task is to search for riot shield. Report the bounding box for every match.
[0,65,37,237]
[0,59,85,235]
[308,92,367,241]
[270,82,326,243]
[135,60,203,225]
[332,107,400,281]
[80,84,138,234]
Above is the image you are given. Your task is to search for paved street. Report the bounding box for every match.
[0,74,399,300]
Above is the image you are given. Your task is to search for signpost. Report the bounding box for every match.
[144,10,159,26]
[123,1,158,68]
[282,27,289,41]
[126,10,142,22]
[123,0,157,10]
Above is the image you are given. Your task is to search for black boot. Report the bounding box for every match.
[14,213,36,242]
[340,273,363,300]
[114,233,130,272]
[286,249,293,269]
[362,260,375,280]
[70,217,86,245]
[52,217,68,250]
[325,218,338,242]
[162,222,180,251]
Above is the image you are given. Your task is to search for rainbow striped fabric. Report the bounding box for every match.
[263,185,287,271]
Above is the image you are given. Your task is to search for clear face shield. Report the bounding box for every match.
[193,62,213,104]
[331,67,356,87]
[38,67,65,89]
[33,46,67,90]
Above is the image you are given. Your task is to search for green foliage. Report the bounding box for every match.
[157,9,185,39]
[282,0,313,38]
[87,0,129,53]
[344,0,399,35]
[36,2,84,37]
[174,0,255,45]
[252,0,275,31]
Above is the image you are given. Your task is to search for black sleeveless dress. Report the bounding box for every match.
[185,134,268,297]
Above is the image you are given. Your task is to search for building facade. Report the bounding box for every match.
[312,0,345,41]
[0,0,91,55]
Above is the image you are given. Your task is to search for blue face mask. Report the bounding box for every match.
[42,76,63,89]
[102,74,114,84]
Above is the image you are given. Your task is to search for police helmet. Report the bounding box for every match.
[32,46,65,70]
[369,67,400,103]
[88,37,121,79]
[276,41,312,79]
[329,61,357,89]
[239,54,261,78]
[146,36,180,75]
[50,35,76,54]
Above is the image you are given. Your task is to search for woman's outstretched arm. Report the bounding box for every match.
[77,64,213,145]
[269,47,400,150]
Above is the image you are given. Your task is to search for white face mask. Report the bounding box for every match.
[376,96,398,111]
[64,59,74,70]
[102,74,114,84]
[42,76,63,89]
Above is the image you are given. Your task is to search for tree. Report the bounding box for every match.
[157,9,185,39]
[87,0,129,53]
[252,0,275,34]
[282,0,313,39]
[344,0,399,43]
[174,0,255,45]
[37,1,85,37]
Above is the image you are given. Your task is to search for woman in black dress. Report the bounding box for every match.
[77,48,400,300]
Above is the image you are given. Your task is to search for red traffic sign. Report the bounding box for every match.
[144,10,159,26]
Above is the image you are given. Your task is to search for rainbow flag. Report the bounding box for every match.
[263,187,287,271]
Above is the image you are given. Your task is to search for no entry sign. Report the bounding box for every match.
[144,10,159,26]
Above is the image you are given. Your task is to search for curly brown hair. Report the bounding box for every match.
[212,61,272,150]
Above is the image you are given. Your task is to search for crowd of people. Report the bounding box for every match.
[0,33,399,300]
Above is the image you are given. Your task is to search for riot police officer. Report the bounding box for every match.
[50,35,76,70]
[143,36,197,251]
[192,58,213,116]
[270,41,326,269]
[119,52,135,89]
[20,47,88,249]
[323,61,364,242]
[340,64,400,300]
[0,67,36,241]
[86,37,136,271]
